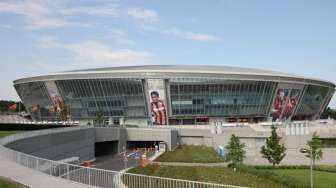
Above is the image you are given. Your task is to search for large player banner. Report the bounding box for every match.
[271,88,301,121]
[282,89,300,119]
[147,79,168,125]
[45,81,64,113]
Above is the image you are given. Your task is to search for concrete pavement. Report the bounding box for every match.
[0,156,87,188]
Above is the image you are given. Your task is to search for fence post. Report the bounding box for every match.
[67,164,70,180]
[36,159,39,171]
[88,168,91,186]
[49,162,52,176]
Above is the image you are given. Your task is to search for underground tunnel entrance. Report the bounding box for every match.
[95,141,119,157]
[126,141,162,150]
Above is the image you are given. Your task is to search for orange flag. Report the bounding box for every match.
[9,104,17,110]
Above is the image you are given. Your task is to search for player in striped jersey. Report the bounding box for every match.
[150,91,167,125]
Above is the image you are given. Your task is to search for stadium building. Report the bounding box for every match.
[13,65,335,126]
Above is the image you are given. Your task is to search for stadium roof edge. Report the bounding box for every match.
[13,64,336,88]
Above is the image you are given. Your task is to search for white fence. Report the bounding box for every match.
[0,127,246,188]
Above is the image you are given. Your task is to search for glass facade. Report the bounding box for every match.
[55,79,147,119]
[169,79,277,117]
[294,85,331,119]
[14,77,334,122]
[14,82,53,120]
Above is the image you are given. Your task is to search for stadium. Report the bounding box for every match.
[13,65,335,125]
[1,65,336,188]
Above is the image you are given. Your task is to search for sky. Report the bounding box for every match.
[0,0,335,108]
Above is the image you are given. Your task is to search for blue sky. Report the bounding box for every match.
[0,0,335,108]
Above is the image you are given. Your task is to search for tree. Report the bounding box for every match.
[225,134,246,168]
[306,132,323,167]
[321,107,336,120]
[261,125,286,166]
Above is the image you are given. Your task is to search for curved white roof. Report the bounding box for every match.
[63,65,294,76]
[14,65,335,88]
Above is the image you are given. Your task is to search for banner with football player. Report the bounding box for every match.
[271,88,301,121]
[45,81,64,114]
[147,79,168,125]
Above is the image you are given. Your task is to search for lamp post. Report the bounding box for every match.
[300,148,313,188]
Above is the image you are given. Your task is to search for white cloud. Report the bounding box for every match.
[60,4,120,17]
[108,29,136,45]
[164,28,222,42]
[0,0,73,29]
[36,35,154,68]
[127,7,160,24]
[0,1,160,29]
[0,0,222,44]
[0,24,12,29]
[28,17,70,29]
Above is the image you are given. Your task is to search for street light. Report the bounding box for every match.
[300,148,313,188]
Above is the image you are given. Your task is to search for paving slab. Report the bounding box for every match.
[0,156,87,188]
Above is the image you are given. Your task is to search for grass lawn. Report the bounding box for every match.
[156,145,225,163]
[0,131,24,138]
[259,169,336,188]
[0,177,27,188]
[127,165,286,188]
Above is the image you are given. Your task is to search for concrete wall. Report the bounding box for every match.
[177,128,214,146]
[124,118,148,127]
[94,127,127,153]
[95,127,120,142]
[126,128,177,150]
[94,127,177,151]
[3,120,335,166]
[170,129,179,149]
[175,122,336,165]
[5,128,95,161]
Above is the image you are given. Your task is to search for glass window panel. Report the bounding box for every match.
[170,78,276,117]
[294,85,329,119]
[55,78,147,119]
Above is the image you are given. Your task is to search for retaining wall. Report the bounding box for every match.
[4,127,95,161]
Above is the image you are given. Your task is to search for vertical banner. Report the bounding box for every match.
[147,79,168,125]
[272,88,289,120]
[281,89,300,119]
[271,88,301,121]
[45,81,64,114]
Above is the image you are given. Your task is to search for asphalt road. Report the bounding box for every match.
[93,150,155,171]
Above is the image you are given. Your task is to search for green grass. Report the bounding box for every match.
[156,145,225,163]
[0,131,23,138]
[127,165,286,188]
[258,169,336,188]
[0,177,27,188]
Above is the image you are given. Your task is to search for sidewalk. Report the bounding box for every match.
[0,156,87,188]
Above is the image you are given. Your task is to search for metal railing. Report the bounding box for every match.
[0,128,246,188]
